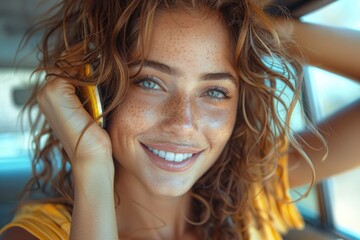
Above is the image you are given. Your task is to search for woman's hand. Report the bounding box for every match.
[37,75,118,239]
[37,76,113,172]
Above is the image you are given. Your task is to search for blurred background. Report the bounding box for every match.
[0,0,360,239]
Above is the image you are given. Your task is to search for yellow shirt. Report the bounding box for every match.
[0,203,71,240]
[247,149,304,239]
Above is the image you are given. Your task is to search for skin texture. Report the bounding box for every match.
[107,9,239,239]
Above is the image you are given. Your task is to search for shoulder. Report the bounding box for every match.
[0,203,71,240]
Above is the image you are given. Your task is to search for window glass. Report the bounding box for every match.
[0,69,33,157]
[0,69,34,227]
[0,68,34,171]
[329,167,360,238]
[301,0,360,237]
[291,186,320,221]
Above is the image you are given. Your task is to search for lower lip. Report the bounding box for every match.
[142,145,199,172]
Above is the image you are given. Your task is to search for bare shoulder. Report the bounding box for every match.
[0,226,38,240]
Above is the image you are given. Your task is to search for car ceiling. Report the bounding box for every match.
[0,0,335,68]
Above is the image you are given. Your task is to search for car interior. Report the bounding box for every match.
[1,0,359,239]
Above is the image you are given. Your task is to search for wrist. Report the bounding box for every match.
[72,156,115,190]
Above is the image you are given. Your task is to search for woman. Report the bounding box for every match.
[1,0,360,239]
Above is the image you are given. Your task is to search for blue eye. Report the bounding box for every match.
[205,87,229,99]
[137,77,162,90]
[207,90,225,98]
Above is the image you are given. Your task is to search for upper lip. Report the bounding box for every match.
[141,142,204,154]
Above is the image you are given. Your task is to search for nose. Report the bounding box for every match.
[160,92,197,135]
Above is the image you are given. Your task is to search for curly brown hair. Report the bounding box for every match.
[21,0,322,239]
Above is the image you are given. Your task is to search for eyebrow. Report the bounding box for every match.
[130,59,237,85]
[130,59,179,75]
[200,72,237,85]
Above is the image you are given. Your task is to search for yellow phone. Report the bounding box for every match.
[79,64,105,127]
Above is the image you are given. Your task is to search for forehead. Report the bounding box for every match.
[151,9,230,54]
[154,8,223,32]
[141,8,235,75]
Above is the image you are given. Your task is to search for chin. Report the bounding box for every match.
[143,176,195,198]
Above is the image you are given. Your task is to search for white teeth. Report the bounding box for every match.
[165,152,175,161]
[174,153,183,162]
[148,147,193,162]
[158,150,166,158]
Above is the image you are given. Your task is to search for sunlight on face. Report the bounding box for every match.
[108,9,239,197]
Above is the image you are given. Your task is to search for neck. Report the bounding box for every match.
[115,168,195,239]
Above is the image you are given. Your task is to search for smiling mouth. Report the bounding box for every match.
[147,147,194,162]
[141,143,203,172]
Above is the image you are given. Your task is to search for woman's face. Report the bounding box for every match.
[108,9,239,197]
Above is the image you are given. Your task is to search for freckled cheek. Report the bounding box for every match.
[198,107,237,147]
[109,96,159,138]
